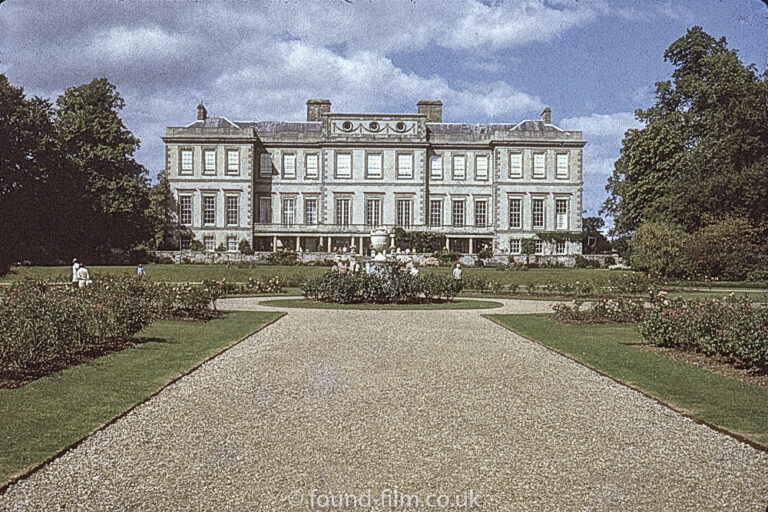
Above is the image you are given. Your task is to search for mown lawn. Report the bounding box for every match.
[487,314,768,448]
[0,310,282,487]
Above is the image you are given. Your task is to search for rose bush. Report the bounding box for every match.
[302,264,459,304]
[0,276,224,373]
[553,297,646,324]
[640,291,768,371]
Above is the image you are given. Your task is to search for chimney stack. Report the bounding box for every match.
[541,107,551,124]
[417,100,443,123]
[307,99,331,121]
[197,101,207,121]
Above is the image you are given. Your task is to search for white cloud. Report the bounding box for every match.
[560,112,641,141]
[98,26,190,63]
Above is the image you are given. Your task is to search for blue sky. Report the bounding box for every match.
[1,0,766,220]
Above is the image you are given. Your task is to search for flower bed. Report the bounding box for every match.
[302,265,460,304]
[553,297,646,324]
[0,277,224,380]
[640,292,768,371]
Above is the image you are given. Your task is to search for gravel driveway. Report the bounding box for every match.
[1,298,766,511]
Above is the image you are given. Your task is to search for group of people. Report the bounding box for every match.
[70,258,92,289]
[71,259,147,289]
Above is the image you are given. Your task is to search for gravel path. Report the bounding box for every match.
[1,298,766,511]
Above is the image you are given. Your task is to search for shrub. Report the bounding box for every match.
[302,264,458,304]
[432,249,461,265]
[266,251,298,266]
[640,291,768,371]
[424,256,440,267]
[189,239,204,252]
[216,243,227,253]
[238,239,254,256]
[630,221,690,278]
[685,214,764,281]
[746,270,768,283]
[604,256,616,266]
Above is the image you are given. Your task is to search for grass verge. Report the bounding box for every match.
[0,310,283,487]
[260,298,503,310]
[486,314,768,449]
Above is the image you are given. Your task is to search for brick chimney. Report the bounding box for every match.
[541,107,551,124]
[197,101,207,121]
[417,100,443,123]
[307,99,331,121]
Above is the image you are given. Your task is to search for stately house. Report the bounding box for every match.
[164,99,585,259]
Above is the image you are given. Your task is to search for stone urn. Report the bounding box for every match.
[370,228,390,254]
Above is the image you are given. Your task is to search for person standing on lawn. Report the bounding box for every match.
[137,264,147,278]
[72,258,80,289]
[76,263,91,288]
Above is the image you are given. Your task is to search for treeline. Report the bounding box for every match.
[0,74,170,274]
[604,27,768,279]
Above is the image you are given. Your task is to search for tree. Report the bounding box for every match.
[604,27,768,236]
[520,238,537,265]
[145,171,172,250]
[0,74,77,272]
[581,216,611,254]
[686,214,765,280]
[629,221,690,278]
[54,78,150,258]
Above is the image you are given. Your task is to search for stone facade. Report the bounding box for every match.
[163,100,585,259]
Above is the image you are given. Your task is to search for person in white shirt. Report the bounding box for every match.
[76,264,91,288]
[71,258,80,289]
[452,263,463,281]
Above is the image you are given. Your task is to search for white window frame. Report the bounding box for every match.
[305,153,319,179]
[180,235,192,250]
[366,153,383,179]
[532,198,545,229]
[335,197,351,226]
[452,155,466,180]
[510,239,521,254]
[556,153,569,179]
[203,236,215,251]
[202,195,216,226]
[260,153,273,178]
[304,198,318,225]
[429,199,442,227]
[509,152,523,178]
[396,198,412,228]
[509,198,522,229]
[452,200,465,227]
[396,153,413,179]
[179,148,193,175]
[335,152,352,179]
[430,155,443,180]
[226,149,239,175]
[226,195,239,226]
[556,240,566,255]
[475,155,489,181]
[282,153,296,179]
[556,198,569,230]
[474,200,488,227]
[534,240,544,255]
[203,149,216,175]
[282,197,296,226]
[227,236,238,252]
[365,198,382,227]
[179,195,192,225]
[533,152,546,179]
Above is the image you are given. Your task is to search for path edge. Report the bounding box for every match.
[483,314,768,454]
[0,311,286,495]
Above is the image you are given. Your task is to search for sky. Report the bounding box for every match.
[1,0,767,221]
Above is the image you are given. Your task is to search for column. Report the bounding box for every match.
[272,235,277,252]
[469,238,474,255]
[445,237,450,250]
[296,236,300,251]
[327,236,332,252]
